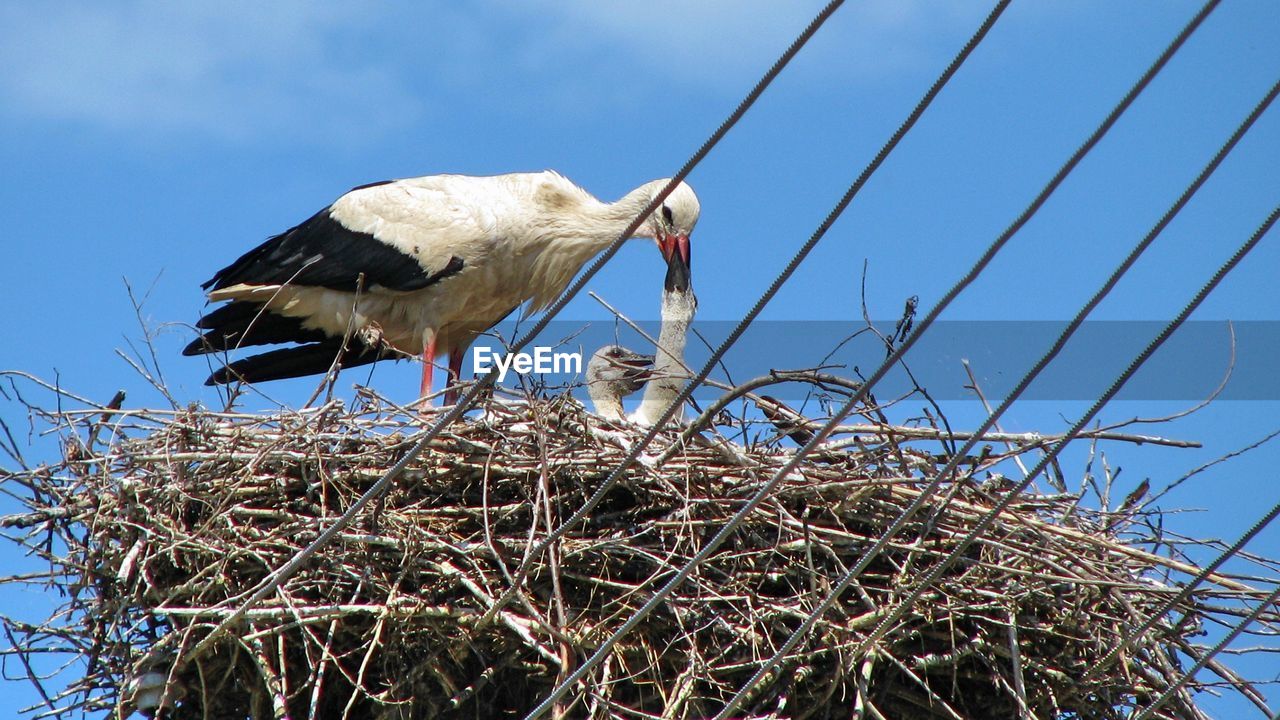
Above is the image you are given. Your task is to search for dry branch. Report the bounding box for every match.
[0,391,1274,720]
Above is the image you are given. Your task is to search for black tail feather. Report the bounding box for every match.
[205,340,393,386]
[185,302,329,356]
[195,300,261,330]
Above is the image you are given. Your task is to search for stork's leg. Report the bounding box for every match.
[444,348,465,406]
[418,334,437,406]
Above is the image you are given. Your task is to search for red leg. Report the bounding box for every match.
[444,348,465,405]
[419,334,437,405]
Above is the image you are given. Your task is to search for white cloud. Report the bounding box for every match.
[0,1,988,143]
[0,1,421,142]
[502,1,983,89]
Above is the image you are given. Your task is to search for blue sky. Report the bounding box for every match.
[2,2,1279,717]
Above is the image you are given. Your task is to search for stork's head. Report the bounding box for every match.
[641,179,699,275]
[587,345,654,403]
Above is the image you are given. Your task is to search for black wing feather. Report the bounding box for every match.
[192,182,469,385]
[205,339,392,386]
[183,302,330,356]
[203,204,463,293]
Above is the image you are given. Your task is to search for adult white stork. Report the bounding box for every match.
[185,172,700,404]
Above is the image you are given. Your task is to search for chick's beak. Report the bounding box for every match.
[614,350,654,388]
[619,351,655,378]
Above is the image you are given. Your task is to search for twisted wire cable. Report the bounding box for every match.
[1131,582,1280,720]
[184,0,849,660]
[526,0,1222,713]
[712,64,1278,716]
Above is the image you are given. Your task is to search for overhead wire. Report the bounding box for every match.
[530,1,1222,716]
[1131,581,1280,720]
[1080,498,1280,689]
[729,200,1280,716]
[183,0,849,661]
[518,2,1017,716]
[495,0,1011,628]
[713,68,1280,716]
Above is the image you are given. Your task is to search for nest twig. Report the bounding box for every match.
[1,387,1276,720]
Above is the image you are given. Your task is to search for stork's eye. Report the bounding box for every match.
[661,205,674,224]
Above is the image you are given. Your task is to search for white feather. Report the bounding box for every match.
[207,172,700,365]
[630,287,697,427]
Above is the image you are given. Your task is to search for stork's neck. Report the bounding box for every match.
[589,388,627,423]
[584,182,664,241]
[632,288,696,426]
[520,181,662,311]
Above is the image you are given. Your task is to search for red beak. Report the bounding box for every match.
[659,233,691,293]
[658,233,691,268]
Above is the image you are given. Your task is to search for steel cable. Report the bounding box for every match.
[527,0,1223,715]
[714,67,1279,716]
[184,0,848,661]
[1132,582,1280,720]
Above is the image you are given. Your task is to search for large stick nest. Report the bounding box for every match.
[1,391,1273,719]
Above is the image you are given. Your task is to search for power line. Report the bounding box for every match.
[498,0,1011,635]
[518,2,1017,717]
[525,0,1224,716]
[732,199,1280,716]
[714,21,1274,719]
[1081,498,1280,688]
[527,5,1280,717]
[512,2,1018,712]
[182,0,848,663]
[1132,582,1280,720]
[720,62,1280,714]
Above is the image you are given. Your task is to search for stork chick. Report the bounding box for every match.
[586,345,654,422]
[630,230,696,427]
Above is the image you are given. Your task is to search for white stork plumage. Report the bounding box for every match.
[587,238,694,426]
[630,237,696,427]
[586,345,654,422]
[185,172,700,404]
